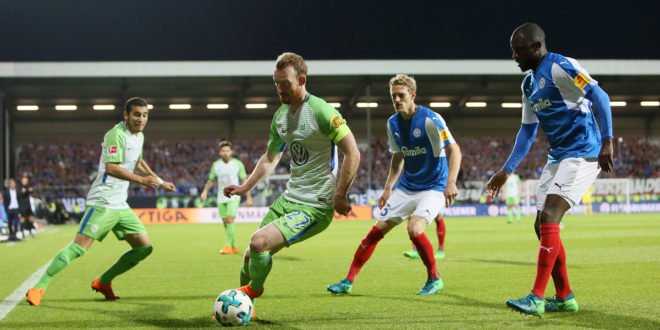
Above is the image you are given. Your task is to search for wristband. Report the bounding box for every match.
[156,177,164,187]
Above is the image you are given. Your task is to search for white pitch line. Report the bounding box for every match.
[0,261,50,321]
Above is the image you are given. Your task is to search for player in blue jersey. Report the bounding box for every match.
[328,74,461,295]
[486,23,614,316]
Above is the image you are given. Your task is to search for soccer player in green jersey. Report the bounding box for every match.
[503,173,522,223]
[201,140,252,255]
[223,52,360,317]
[26,97,176,306]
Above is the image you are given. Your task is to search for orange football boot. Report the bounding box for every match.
[220,246,233,254]
[26,288,44,306]
[231,247,240,254]
[91,278,120,300]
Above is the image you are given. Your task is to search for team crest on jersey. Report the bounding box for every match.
[290,142,309,166]
[331,115,345,128]
[413,128,422,138]
[538,77,546,89]
[573,72,590,89]
[107,145,118,156]
[299,123,306,133]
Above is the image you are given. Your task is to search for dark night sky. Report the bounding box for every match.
[0,0,658,61]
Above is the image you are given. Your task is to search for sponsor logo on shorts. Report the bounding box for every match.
[331,115,345,128]
[107,145,118,156]
[573,72,590,89]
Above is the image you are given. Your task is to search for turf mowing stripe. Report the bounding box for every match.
[0,260,50,320]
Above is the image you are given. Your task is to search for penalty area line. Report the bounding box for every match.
[0,261,50,321]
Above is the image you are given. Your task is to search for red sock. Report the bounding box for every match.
[435,217,445,251]
[411,233,439,279]
[346,226,384,282]
[551,241,572,299]
[531,223,561,299]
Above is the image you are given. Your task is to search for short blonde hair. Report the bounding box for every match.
[389,74,417,93]
[276,52,308,78]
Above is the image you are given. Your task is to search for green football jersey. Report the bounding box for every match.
[86,122,144,209]
[209,158,247,203]
[267,94,350,209]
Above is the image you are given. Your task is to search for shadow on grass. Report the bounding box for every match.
[550,308,660,329]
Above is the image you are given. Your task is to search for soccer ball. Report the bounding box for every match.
[214,289,253,327]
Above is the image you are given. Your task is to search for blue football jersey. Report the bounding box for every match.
[521,52,602,163]
[386,105,455,192]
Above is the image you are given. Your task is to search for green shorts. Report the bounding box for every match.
[78,205,146,241]
[218,200,240,219]
[261,197,334,247]
[506,196,520,205]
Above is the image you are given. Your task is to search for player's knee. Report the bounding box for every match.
[539,208,562,224]
[249,235,268,253]
[134,245,153,260]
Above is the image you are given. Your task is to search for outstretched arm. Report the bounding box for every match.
[224,149,282,197]
[334,132,360,215]
[486,123,537,198]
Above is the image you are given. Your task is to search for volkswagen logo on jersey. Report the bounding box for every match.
[413,128,422,138]
[290,142,309,166]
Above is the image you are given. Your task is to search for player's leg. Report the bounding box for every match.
[226,200,240,253]
[402,217,420,259]
[409,190,445,295]
[218,203,233,254]
[27,206,102,306]
[507,200,514,223]
[515,198,522,223]
[434,215,446,259]
[93,208,152,299]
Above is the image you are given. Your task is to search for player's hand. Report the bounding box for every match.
[246,197,253,207]
[200,191,208,202]
[486,170,509,198]
[334,193,352,216]
[140,175,160,188]
[444,180,458,207]
[598,138,614,173]
[378,190,391,209]
[161,181,176,192]
[224,185,246,197]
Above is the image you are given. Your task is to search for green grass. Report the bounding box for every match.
[1,213,659,328]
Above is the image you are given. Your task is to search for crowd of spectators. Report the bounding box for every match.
[14,135,660,199]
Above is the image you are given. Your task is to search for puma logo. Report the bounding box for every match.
[554,183,566,189]
[539,245,554,253]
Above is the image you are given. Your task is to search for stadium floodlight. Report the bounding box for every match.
[465,102,487,108]
[55,105,77,111]
[245,103,268,109]
[640,101,660,107]
[328,102,341,108]
[356,102,378,108]
[207,104,229,109]
[93,105,115,111]
[501,102,522,108]
[147,104,154,110]
[169,104,191,110]
[17,105,39,111]
[430,102,451,108]
[609,101,626,107]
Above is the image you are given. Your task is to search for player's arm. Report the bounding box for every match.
[225,150,282,197]
[586,85,614,172]
[486,123,537,197]
[334,131,360,215]
[241,178,253,207]
[200,180,214,202]
[444,142,462,206]
[135,158,176,192]
[378,152,404,209]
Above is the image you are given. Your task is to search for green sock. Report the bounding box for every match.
[226,223,236,247]
[240,263,251,286]
[34,242,87,289]
[516,208,521,222]
[248,251,272,291]
[99,245,153,284]
[508,208,513,222]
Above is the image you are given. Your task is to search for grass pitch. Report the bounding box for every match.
[1,213,659,328]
